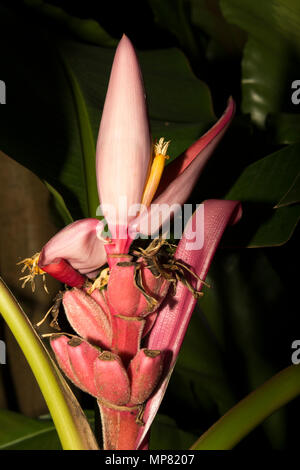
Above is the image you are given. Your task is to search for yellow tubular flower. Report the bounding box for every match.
[141,138,170,207]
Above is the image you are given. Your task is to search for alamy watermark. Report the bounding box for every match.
[0,340,6,365]
[291,80,300,105]
[291,340,300,365]
[0,80,6,104]
[96,200,205,250]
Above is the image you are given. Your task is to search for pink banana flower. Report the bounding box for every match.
[35,34,236,282]
[20,35,241,450]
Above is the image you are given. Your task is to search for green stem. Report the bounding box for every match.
[0,278,92,450]
[191,365,300,450]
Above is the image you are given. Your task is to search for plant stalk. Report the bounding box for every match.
[191,365,300,450]
[0,278,96,450]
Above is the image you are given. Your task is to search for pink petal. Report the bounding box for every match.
[130,98,235,237]
[135,199,242,448]
[39,218,107,280]
[96,35,151,231]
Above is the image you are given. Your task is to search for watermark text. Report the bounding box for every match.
[291,80,300,105]
[0,340,6,365]
[0,80,6,104]
[291,340,300,365]
[96,199,205,250]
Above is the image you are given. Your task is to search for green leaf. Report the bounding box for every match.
[275,173,300,207]
[0,410,95,450]
[220,0,300,53]
[189,0,245,57]
[158,305,237,440]
[60,57,100,218]
[176,305,236,413]
[0,6,91,219]
[147,0,200,61]
[266,113,300,145]
[224,143,300,247]
[195,247,299,448]
[191,365,300,450]
[24,0,117,47]
[44,181,74,226]
[221,0,300,57]
[150,414,197,450]
[221,0,300,127]
[241,36,291,128]
[0,409,61,450]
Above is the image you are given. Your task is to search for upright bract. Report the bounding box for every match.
[19,35,241,450]
[135,200,241,449]
[96,34,151,239]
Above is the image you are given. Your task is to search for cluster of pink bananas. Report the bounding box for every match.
[51,272,167,450]
[22,35,241,449]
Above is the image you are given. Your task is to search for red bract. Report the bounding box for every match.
[135,199,241,449]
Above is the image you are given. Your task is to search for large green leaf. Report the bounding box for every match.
[221,0,300,127]
[192,365,300,450]
[150,414,197,450]
[0,6,91,219]
[157,303,237,440]
[44,181,74,226]
[0,409,61,450]
[196,248,300,448]
[0,408,194,450]
[24,0,117,47]
[0,410,95,450]
[266,113,300,146]
[147,0,200,62]
[224,143,300,247]
[189,0,245,57]
[275,174,300,208]
[241,36,291,128]
[221,0,300,53]
[160,245,298,448]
